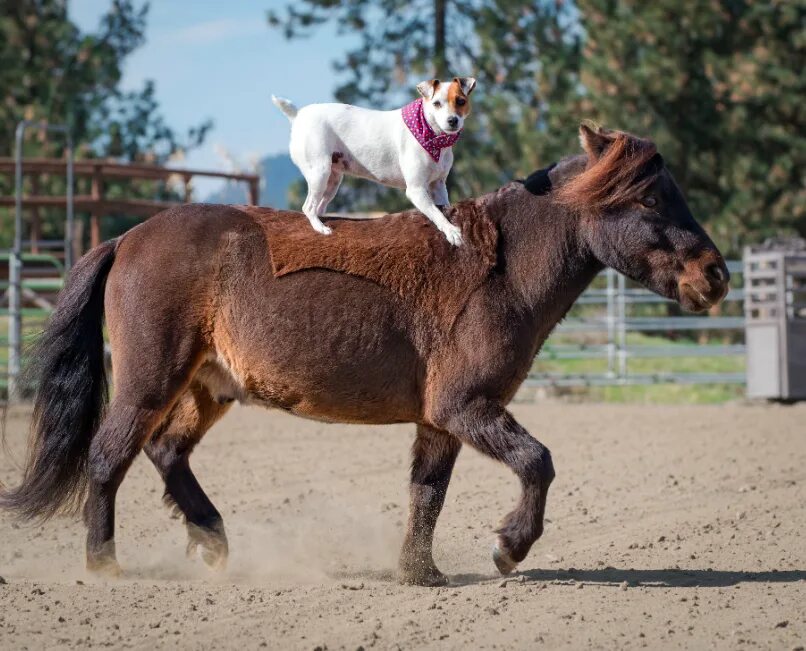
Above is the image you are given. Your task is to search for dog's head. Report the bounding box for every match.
[416,77,476,134]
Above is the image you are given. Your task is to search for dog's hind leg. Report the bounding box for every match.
[315,170,343,216]
[300,164,334,235]
[399,424,462,586]
[144,382,231,570]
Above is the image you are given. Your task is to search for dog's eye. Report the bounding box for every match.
[455,98,466,107]
[641,195,657,208]
[433,101,442,108]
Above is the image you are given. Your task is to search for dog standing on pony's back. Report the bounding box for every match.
[272,76,476,245]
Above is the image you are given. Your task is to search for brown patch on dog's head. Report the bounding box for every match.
[447,77,476,116]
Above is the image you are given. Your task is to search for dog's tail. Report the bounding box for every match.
[272,95,298,121]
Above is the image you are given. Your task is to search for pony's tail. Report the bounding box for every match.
[0,239,117,521]
[271,95,298,121]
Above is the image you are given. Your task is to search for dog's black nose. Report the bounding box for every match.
[447,116,459,128]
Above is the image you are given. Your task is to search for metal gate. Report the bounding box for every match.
[2,121,73,401]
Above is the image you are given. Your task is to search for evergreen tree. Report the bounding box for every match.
[0,0,211,161]
[0,0,212,245]
[575,0,806,247]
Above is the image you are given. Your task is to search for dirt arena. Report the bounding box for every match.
[1,401,804,649]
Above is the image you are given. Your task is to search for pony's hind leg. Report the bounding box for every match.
[399,425,461,586]
[144,382,231,570]
[83,400,173,575]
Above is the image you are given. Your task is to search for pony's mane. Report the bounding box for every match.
[556,131,663,212]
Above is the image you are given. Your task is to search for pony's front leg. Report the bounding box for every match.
[433,398,555,575]
[399,425,462,586]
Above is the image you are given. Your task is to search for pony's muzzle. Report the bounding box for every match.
[678,252,730,312]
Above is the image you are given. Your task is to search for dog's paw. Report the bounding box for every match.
[311,221,333,236]
[442,224,463,246]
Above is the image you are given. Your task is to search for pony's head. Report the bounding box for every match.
[556,124,729,312]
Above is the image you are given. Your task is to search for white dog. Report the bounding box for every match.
[272,76,476,246]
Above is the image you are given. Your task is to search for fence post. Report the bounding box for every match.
[90,164,102,249]
[606,268,616,377]
[8,123,27,401]
[617,272,628,380]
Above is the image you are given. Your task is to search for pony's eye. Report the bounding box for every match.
[433,101,442,108]
[641,195,657,208]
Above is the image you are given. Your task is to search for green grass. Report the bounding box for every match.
[532,332,745,403]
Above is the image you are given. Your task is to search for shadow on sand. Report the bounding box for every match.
[449,567,806,588]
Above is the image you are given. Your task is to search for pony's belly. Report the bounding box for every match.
[215,270,423,425]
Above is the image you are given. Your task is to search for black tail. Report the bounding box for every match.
[0,239,117,520]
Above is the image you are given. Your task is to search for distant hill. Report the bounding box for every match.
[205,153,301,208]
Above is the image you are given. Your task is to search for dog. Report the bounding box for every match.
[272,76,476,246]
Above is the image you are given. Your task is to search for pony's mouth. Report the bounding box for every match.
[678,282,725,313]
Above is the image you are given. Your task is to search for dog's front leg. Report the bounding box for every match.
[405,184,463,246]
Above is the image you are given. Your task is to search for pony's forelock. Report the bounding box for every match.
[556,131,660,212]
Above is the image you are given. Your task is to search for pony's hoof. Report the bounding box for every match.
[86,556,122,578]
[399,567,449,587]
[186,523,228,571]
[492,541,518,576]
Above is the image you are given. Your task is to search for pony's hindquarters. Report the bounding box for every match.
[0,239,117,521]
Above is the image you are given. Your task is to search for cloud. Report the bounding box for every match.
[167,18,266,46]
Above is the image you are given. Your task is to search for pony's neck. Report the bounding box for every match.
[491,156,602,317]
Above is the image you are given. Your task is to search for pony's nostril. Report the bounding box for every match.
[705,263,725,284]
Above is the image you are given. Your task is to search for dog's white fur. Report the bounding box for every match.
[272,77,476,246]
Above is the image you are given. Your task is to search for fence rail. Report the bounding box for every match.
[526,261,745,387]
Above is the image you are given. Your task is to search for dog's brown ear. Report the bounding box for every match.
[454,77,477,96]
[416,79,440,100]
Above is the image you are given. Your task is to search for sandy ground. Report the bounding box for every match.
[0,401,804,650]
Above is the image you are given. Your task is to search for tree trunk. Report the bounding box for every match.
[434,0,447,77]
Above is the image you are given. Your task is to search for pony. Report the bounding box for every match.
[0,124,729,586]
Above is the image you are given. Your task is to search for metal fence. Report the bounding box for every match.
[526,261,746,387]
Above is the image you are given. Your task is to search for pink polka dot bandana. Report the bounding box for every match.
[401,98,461,162]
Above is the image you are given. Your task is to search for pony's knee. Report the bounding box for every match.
[519,442,555,488]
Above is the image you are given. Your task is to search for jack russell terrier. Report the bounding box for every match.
[272,76,476,246]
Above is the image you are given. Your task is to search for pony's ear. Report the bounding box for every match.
[454,76,477,95]
[417,79,440,100]
[579,122,615,160]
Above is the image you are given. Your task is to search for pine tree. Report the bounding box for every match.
[575,0,806,247]
[0,0,213,245]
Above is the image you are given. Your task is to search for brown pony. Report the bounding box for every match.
[0,125,729,586]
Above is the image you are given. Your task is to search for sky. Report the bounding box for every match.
[69,1,358,196]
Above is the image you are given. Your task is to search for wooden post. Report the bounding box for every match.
[90,164,102,248]
[247,178,259,205]
[72,218,84,261]
[183,174,193,203]
[30,174,41,253]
